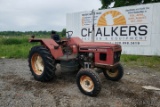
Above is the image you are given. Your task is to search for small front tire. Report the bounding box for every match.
[76,69,101,97]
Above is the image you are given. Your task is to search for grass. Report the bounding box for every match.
[0,36,41,58]
[0,36,160,70]
[121,55,160,69]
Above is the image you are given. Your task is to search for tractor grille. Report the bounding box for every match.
[114,51,121,63]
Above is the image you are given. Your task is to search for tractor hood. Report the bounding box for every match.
[79,42,121,50]
[79,42,121,48]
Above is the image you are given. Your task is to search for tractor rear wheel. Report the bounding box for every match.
[76,69,101,96]
[28,46,56,82]
[103,64,123,81]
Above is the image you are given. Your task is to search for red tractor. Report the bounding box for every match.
[28,35,123,96]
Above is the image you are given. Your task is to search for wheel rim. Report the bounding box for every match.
[80,75,94,92]
[31,53,44,75]
[106,69,118,78]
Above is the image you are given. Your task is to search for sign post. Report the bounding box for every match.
[91,10,95,42]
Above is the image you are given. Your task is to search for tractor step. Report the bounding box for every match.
[57,54,77,61]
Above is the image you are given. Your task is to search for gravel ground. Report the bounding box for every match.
[0,59,160,107]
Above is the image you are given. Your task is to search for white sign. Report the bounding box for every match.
[80,5,153,46]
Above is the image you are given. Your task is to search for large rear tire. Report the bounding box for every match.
[76,69,101,97]
[103,64,123,81]
[28,46,56,82]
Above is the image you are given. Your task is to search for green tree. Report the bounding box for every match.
[100,0,112,9]
[100,0,160,9]
[61,28,66,37]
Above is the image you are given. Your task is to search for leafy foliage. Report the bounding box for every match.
[61,28,66,37]
[100,0,112,9]
[0,29,67,37]
[121,55,160,70]
[0,28,67,58]
[1,38,24,45]
[100,0,160,9]
[0,36,38,58]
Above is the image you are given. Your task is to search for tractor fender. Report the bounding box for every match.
[29,38,63,59]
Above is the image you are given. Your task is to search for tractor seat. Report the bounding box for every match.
[57,54,77,61]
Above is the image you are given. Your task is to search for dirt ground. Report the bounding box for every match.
[0,59,160,107]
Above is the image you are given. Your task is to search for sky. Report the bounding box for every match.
[0,0,101,32]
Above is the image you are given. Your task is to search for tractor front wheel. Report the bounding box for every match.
[103,64,123,81]
[76,69,101,97]
[28,46,56,82]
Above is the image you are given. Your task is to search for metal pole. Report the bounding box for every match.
[91,10,95,42]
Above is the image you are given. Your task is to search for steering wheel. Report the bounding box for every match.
[66,31,73,39]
